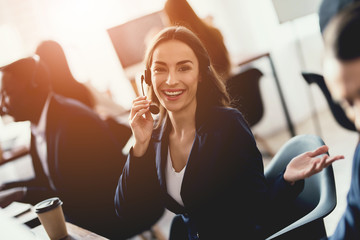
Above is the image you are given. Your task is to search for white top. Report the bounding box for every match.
[30,94,55,190]
[165,148,186,206]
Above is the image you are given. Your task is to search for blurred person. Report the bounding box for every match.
[322,2,360,239]
[35,40,132,150]
[318,0,359,34]
[164,0,232,81]
[0,56,134,239]
[115,26,343,239]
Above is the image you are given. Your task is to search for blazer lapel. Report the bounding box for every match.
[155,118,170,194]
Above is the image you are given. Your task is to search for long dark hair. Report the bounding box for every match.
[324,2,360,61]
[36,40,95,108]
[143,26,230,128]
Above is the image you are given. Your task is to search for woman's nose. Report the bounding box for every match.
[165,71,178,85]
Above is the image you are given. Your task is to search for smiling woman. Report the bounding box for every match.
[114,25,343,240]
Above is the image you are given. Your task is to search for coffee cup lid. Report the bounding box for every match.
[35,197,63,213]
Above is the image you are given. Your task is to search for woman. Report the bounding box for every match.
[115,26,343,239]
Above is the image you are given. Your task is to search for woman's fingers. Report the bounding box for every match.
[130,97,151,119]
[314,155,328,172]
[131,107,150,123]
[324,155,345,166]
[131,103,150,117]
[308,154,345,176]
[308,145,329,157]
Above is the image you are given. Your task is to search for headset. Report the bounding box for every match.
[141,69,160,114]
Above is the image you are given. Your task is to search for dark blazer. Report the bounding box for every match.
[115,106,303,239]
[328,142,360,240]
[3,94,132,239]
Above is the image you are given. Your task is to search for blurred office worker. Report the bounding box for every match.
[322,2,360,239]
[0,56,133,239]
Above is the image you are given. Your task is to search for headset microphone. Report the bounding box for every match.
[141,72,160,115]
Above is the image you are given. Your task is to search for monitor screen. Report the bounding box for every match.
[107,11,166,70]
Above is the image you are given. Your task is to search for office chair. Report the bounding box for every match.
[226,68,264,127]
[302,72,356,132]
[226,67,274,157]
[265,134,337,240]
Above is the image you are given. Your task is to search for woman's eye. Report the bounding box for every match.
[179,65,191,72]
[153,67,166,73]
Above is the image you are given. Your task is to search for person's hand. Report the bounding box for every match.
[0,187,26,208]
[283,145,344,185]
[129,96,154,157]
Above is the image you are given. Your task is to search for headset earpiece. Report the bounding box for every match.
[140,68,159,115]
[144,69,151,85]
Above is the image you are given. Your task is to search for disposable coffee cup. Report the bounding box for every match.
[35,197,68,240]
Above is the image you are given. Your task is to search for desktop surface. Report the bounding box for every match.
[0,207,37,239]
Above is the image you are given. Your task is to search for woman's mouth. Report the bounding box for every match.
[162,89,184,100]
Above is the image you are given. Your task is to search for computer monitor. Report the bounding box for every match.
[107,10,166,74]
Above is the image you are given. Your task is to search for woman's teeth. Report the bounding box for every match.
[164,91,183,96]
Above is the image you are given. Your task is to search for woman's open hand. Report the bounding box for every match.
[283,145,344,184]
[129,96,154,157]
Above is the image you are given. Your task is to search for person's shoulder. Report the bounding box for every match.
[203,106,249,131]
[52,94,92,111]
[50,94,100,122]
[212,106,244,120]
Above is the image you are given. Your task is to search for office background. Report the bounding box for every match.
[1,1,356,237]
[0,0,328,137]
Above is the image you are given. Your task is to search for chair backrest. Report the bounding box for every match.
[302,72,356,131]
[226,68,264,127]
[265,134,337,240]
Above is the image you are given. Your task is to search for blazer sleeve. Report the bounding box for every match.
[328,149,360,240]
[225,109,303,236]
[115,144,165,233]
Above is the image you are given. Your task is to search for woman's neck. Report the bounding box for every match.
[168,103,197,137]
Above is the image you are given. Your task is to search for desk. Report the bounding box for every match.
[32,221,108,240]
[1,205,108,240]
[236,52,296,137]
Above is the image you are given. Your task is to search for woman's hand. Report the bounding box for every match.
[283,145,344,185]
[129,96,154,157]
